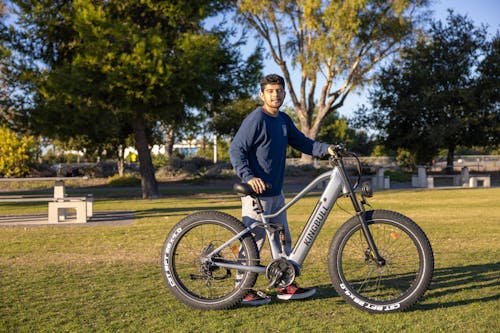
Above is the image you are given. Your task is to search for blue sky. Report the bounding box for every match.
[433,0,499,35]
[5,1,498,120]
[252,0,500,118]
[339,0,499,117]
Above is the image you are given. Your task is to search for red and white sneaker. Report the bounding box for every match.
[241,290,271,306]
[277,283,316,300]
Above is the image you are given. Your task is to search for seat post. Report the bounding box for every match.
[252,195,265,215]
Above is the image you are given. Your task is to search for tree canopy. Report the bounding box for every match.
[353,11,499,167]
[237,0,430,161]
[0,0,261,197]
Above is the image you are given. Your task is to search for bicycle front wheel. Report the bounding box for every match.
[328,210,433,313]
[161,211,259,310]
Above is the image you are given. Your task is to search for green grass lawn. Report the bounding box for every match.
[1,187,499,332]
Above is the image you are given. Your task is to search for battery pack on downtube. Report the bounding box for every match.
[290,169,344,265]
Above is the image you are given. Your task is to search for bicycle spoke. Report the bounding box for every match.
[340,222,421,301]
[172,223,245,299]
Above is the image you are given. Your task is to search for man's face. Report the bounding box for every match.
[260,83,285,111]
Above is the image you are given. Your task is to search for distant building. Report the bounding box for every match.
[126,140,200,158]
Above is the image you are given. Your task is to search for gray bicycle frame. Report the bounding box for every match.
[207,166,348,275]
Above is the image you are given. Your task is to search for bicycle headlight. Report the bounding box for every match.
[361,181,373,198]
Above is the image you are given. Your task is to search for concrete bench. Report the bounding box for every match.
[469,175,491,187]
[412,166,428,188]
[48,196,93,223]
[0,177,93,223]
[48,180,94,223]
[371,167,390,190]
[426,175,461,188]
[0,195,54,203]
[0,195,93,223]
[412,166,492,189]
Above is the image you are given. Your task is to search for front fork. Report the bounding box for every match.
[337,158,386,267]
[356,211,386,266]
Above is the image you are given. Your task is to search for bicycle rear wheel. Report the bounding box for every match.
[328,210,433,313]
[161,211,259,310]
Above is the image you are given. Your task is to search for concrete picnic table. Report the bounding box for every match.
[0,176,93,223]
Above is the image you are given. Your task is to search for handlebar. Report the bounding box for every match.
[234,143,365,197]
[328,144,363,192]
[328,143,346,156]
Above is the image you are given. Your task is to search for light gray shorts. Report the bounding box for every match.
[241,192,292,255]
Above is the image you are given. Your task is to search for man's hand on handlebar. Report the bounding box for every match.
[328,143,345,156]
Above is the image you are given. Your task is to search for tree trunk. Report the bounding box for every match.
[117,144,125,176]
[213,134,218,163]
[133,112,159,198]
[297,108,321,164]
[299,152,313,164]
[445,146,455,174]
[163,123,175,160]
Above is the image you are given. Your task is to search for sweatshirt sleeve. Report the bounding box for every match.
[229,115,257,182]
[285,114,331,157]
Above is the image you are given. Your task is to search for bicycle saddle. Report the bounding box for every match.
[233,182,254,196]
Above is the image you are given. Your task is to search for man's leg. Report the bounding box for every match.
[269,193,292,255]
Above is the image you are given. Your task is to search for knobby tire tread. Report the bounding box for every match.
[161,211,259,310]
[328,210,434,313]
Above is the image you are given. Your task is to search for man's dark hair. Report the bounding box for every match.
[260,74,285,92]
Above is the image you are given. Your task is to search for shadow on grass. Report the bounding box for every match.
[310,262,500,311]
[415,261,500,310]
[134,205,242,219]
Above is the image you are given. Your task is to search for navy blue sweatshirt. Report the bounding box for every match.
[229,107,330,196]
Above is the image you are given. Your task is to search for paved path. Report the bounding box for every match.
[0,210,135,227]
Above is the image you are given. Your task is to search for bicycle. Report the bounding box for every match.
[161,145,434,313]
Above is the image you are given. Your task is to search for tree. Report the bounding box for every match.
[1,0,248,198]
[0,126,37,177]
[209,50,263,136]
[474,35,500,149]
[162,35,263,159]
[237,0,429,162]
[317,113,374,156]
[211,96,261,137]
[353,12,493,169]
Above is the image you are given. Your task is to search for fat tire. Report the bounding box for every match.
[161,211,259,310]
[328,210,433,313]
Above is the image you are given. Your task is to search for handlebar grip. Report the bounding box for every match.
[328,143,345,155]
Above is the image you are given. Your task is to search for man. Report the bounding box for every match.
[229,74,334,306]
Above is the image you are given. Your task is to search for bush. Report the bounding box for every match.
[152,154,168,169]
[196,140,231,162]
[156,157,213,178]
[106,174,141,187]
[42,150,79,164]
[53,162,118,178]
[200,163,235,179]
[30,163,57,177]
[285,164,317,176]
[385,169,412,183]
[396,148,415,171]
[0,127,38,177]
